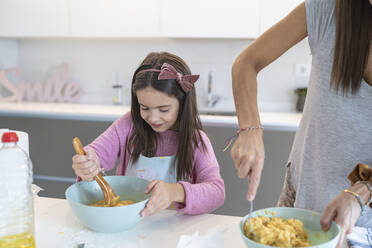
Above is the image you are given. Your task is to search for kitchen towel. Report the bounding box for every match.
[31,184,43,197]
[347,226,372,248]
[176,225,227,248]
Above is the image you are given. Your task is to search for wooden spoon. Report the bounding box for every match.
[72,137,120,206]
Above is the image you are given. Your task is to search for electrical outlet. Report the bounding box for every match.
[294,64,311,77]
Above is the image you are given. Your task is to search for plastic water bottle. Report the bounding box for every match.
[0,132,35,248]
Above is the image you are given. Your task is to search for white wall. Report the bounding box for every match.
[0,39,18,68]
[0,39,19,98]
[15,38,311,112]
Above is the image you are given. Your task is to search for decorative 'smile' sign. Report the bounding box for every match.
[0,64,81,102]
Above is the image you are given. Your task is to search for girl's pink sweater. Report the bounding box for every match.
[86,112,225,215]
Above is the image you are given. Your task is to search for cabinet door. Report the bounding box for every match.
[0,0,69,37]
[260,0,303,34]
[70,0,160,37]
[160,0,260,38]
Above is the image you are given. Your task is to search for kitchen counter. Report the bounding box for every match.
[34,197,246,248]
[34,197,348,248]
[0,102,302,131]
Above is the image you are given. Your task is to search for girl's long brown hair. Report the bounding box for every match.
[331,0,372,94]
[129,52,206,181]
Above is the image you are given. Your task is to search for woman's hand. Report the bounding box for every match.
[141,180,185,217]
[72,149,101,181]
[320,184,367,248]
[230,130,265,201]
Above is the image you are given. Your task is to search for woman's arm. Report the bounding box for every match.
[231,2,308,201]
[321,163,372,248]
[174,132,226,215]
[321,183,371,248]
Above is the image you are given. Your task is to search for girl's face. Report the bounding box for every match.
[370,0,372,5]
[136,86,180,133]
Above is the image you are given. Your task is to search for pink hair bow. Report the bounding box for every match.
[140,63,199,92]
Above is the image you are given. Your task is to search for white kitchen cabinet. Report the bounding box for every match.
[160,0,260,38]
[0,0,303,39]
[70,0,160,37]
[0,0,69,37]
[260,0,303,34]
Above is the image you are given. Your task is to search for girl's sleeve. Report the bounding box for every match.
[85,113,132,172]
[174,132,226,215]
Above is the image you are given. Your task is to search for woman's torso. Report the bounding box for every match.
[289,0,372,226]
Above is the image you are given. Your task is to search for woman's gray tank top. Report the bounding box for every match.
[289,0,372,226]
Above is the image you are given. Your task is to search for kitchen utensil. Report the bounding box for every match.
[247,201,257,240]
[65,175,150,232]
[239,207,341,248]
[72,137,119,206]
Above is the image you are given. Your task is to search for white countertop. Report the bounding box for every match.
[34,197,348,248]
[0,102,302,131]
[34,197,246,248]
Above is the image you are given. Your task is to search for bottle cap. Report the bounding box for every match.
[1,132,19,143]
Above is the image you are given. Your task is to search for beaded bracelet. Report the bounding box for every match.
[355,181,372,208]
[344,189,364,216]
[223,126,263,152]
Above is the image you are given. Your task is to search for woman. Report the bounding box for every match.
[230,0,372,246]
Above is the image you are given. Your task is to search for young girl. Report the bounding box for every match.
[72,52,225,217]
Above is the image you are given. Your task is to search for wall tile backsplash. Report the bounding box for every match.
[1,38,311,112]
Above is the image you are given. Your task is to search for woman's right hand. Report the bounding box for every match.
[230,129,265,201]
[72,149,101,181]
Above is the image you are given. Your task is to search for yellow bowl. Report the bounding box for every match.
[239,207,341,248]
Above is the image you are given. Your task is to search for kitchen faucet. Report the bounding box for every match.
[207,71,221,108]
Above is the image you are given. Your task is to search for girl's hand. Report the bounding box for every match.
[320,186,364,248]
[72,149,101,181]
[141,180,185,217]
[230,130,265,201]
